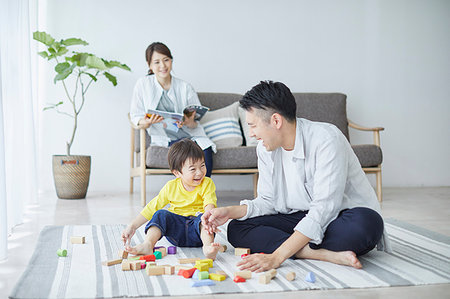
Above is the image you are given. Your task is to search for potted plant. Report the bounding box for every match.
[33,31,131,199]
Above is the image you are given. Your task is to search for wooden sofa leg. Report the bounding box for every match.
[140,171,146,207]
[130,176,134,194]
[376,168,382,202]
[253,173,258,198]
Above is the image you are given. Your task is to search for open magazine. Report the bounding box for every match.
[146,104,210,132]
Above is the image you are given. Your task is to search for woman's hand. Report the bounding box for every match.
[139,114,164,128]
[236,253,285,272]
[182,111,197,129]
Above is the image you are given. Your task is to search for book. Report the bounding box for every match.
[146,105,210,133]
[146,104,210,122]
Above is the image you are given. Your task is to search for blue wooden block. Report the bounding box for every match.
[305,271,316,283]
[192,269,200,281]
[191,279,215,287]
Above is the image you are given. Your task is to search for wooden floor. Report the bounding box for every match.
[1,187,449,299]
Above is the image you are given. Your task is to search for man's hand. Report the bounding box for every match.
[236,253,284,272]
[201,207,230,234]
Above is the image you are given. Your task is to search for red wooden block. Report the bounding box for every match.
[140,254,156,261]
[241,254,249,258]
[233,275,246,283]
[178,268,196,278]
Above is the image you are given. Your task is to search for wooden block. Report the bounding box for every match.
[259,273,271,284]
[195,264,209,272]
[215,270,227,277]
[102,258,123,266]
[267,269,277,279]
[155,247,167,257]
[146,262,157,267]
[191,279,215,287]
[178,268,196,278]
[209,273,226,281]
[286,271,296,281]
[146,266,165,276]
[178,258,201,264]
[234,271,252,279]
[153,251,162,259]
[233,275,246,283]
[70,236,85,244]
[219,244,227,252]
[121,260,130,271]
[234,248,250,256]
[118,250,129,259]
[130,260,142,271]
[164,265,174,275]
[175,265,192,272]
[199,259,213,268]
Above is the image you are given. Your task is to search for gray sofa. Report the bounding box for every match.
[129,92,384,206]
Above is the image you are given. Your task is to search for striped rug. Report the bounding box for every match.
[9,219,450,298]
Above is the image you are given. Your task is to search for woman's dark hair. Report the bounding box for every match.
[240,81,297,122]
[145,42,173,75]
[168,139,204,173]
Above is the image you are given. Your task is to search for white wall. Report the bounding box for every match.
[36,0,450,193]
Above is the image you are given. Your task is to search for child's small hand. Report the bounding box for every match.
[201,211,217,234]
[121,225,136,246]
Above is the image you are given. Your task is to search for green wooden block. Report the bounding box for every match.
[199,271,209,280]
[57,249,67,257]
[154,251,162,259]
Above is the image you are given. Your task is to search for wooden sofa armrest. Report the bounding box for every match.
[348,120,384,132]
[128,113,148,130]
[348,119,384,147]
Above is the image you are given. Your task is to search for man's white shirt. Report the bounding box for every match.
[239,118,391,251]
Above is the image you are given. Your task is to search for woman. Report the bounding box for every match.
[130,42,215,176]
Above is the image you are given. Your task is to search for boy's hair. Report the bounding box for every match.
[168,139,204,173]
[240,80,297,123]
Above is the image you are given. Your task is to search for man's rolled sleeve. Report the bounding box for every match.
[294,217,324,244]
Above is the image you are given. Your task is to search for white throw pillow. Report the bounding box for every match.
[238,106,258,146]
[200,102,243,149]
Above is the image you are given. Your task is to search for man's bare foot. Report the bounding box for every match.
[125,241,153,255]
[203,242,221,260]
[295,246,362,269]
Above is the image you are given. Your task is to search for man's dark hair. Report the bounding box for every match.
[240,81,297,122]
[168,139,204,173]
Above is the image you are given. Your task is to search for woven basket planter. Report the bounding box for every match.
[52,155,91,199]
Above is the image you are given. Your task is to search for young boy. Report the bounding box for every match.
[121,138,222,260]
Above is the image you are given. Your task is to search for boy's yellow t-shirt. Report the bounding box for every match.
[140,177,217,220]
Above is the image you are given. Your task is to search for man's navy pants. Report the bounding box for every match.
[227,207,383,256]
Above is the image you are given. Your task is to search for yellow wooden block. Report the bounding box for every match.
[195,263,209,271]
[209,273,226,281]
[199,258,213,268]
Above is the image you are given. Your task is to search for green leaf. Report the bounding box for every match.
[57,47,68,56]
[38,51,49,58]
[85,55,108,70]
[48,47,56,54]
[83,72,97,82]
[43,101,64,111]
[33,31,55,46]
[104,60,131,71]
[54,63,76,83]
[61,38,88,46]
[104,72,117,86]
[68,52,89,67]
[55,62,70,74]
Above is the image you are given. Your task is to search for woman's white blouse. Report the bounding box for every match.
[130,75,215,151]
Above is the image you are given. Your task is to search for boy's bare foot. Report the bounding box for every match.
[203,242,221,260]
[125,241,154,255]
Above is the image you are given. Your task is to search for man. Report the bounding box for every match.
[202,81,390,272]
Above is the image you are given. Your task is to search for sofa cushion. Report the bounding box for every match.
[137,145,258,169]
[213,146,257,169]
[238,106,258,146]
[200,102,243,149]
[293,93,349,140]
[352,144,383,167]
